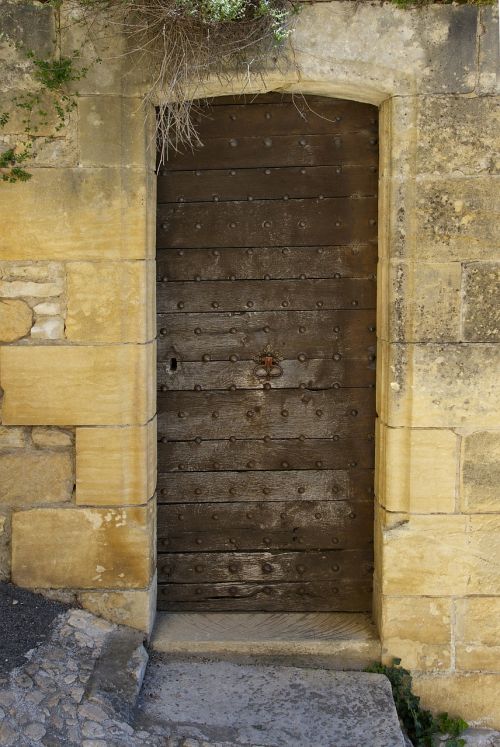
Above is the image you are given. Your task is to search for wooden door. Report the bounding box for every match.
[156,94,377,612]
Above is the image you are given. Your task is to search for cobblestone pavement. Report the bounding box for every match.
[0,609,245,747]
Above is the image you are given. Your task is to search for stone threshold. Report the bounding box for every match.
[150,612,381,670]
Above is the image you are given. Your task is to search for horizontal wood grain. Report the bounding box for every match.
[158,165,377,203]
[157,549,373,582]
[157,439,375,472]
[157,197,377,248]
[157,243,377,280]
[157,469,373,504]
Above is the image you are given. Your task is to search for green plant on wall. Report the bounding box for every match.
[0,50,87,182]
[366,659,469,747]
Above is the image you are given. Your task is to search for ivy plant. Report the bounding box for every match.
[366,659,468,747]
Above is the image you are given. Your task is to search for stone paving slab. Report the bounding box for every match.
[135,654,406,747]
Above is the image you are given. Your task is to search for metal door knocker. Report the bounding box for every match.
[253,345,283,379]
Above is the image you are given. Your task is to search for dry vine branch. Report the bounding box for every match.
[68,0,299,159]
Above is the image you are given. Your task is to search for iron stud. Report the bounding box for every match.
[212,301,219,308]
[298,487,305,494]
[229,139,238,147]
[281,409,289,417]
[195,565,203,573]
[300,168,306,175]
[333,353,342,361]
[281,461,289,468]
[202,354,210,362]
[194,275,201,281]
[299,326,306,333]
[351,409,358,416]
[194,385,202,391]
[247,301,254,308]
[194,327,202,335]
[229,222,236,229]
[262,563,273,573]
[264,138,272,147]
[316,409,323,417]
[195,223,201,230]
[195,488,202,495]
[298,353,306,362]
[333,435,340,441]
[265,169,271,175]
[316,301,324,308]
[229,564,238,572]
[177,301,185,309]
[212,411,219,419]
[316,460,323,468]
[160,328,167,336]
[178,411,186,418]
[213,461,221,469]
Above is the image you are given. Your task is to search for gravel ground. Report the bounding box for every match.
[0,583,69,678]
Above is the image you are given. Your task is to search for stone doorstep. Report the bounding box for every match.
[150,611,381,670]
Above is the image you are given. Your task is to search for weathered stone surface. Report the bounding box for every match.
[0,262,62,282]
[0,343,155,426]
[378,425,457,513]
[33,301,61,316]
[66,261,154,343]
[0,427,27,449]
[380,342,500,428]
[417,96,500,176]
[380,597,451,672]
[456,598,500,647]
[0,451,74,506]
[76,420,156,505]
[415,177,500,261]
[0,281,62,298]
[78,97,155,169]
[79,574,156,634]
[138,660,406,747]
[477,6,499,94]
[0,169,153,260]
[0,0,55,60]
[456,645,500,673]
[467,516,500,595]
[414,674,500,729]
[294,3,479,97]
[461,431,500,512]
[31,427,73,448]
[30,316,65,340]
[0,299,32,342]
[463,262,500,341]
[382,261,461,342]
[381,514,468,596]
[12,502,155,589]
[0,513,10,582]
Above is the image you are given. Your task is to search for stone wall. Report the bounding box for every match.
[0,0,499,728]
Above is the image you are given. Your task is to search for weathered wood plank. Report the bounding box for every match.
[157,549,373,582]
[157,388,374,440]
[157,310,376,361]
[203,93,376,108]
[158,439,375,472]
[157,198,377,248]
[157,278,376,313]
[157,499,372,551]
[157,165,377,203]
[164,133,378,171]
[157,244,377,280]
[157,469,373,504]
[157,359,375,391]
[183,100,377,138]
[157,580,372,612]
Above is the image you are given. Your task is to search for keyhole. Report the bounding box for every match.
[170,357,178,372]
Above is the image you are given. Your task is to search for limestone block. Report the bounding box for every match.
[381,342,500,428]
[382,261,461,342]
[0,281,62,298]
[467,516,500,595]
[0,427,27,449]
[30,316,65,340]
[294,3,479,96]
[33,302,61,316]
[0,451,74,506]
[381,597,451,643]
[0,168,152,261]
[0,262,62,282]
[416,96,500,176]
[66,260,155,343]
[78,97,155,170]
[0,91,63,138]
[12,503,155,589]
[415,177,500,262]
[463,262,500,342]
[31,427,73,448]
[381,514,468,596]
[477,6,499,95]
[456,598,500,653]
[0,1,55,59]
[461,431,500,513]
[0,343,155,426]
[380,597,451,672]
[76,420,156,505]
[0,299,32,342]
[413,674,500,729]
[79,572,157,634]
[378,425,457,513]
[456,645,500,673]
